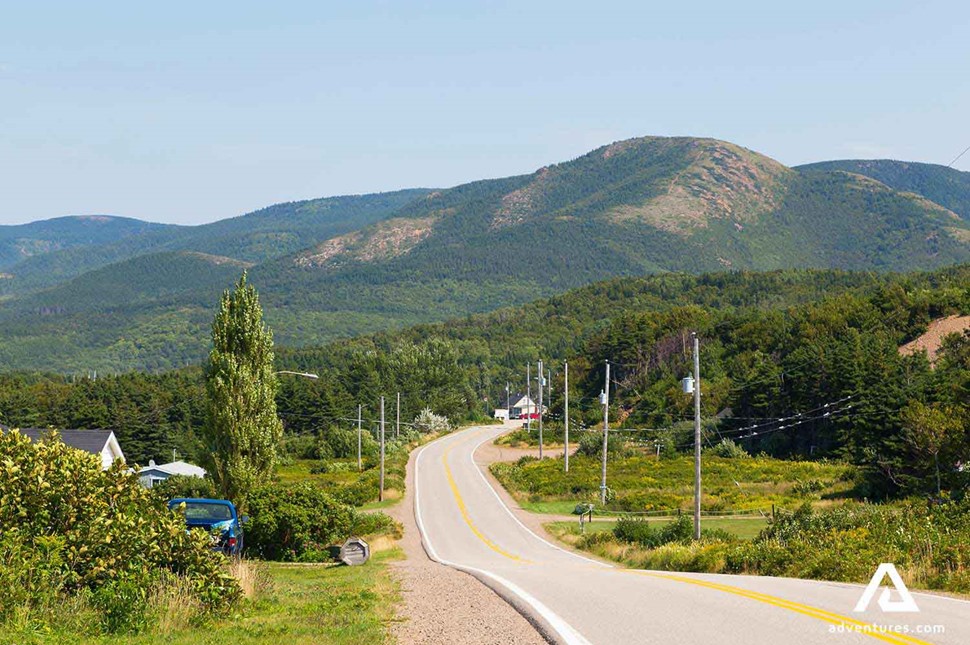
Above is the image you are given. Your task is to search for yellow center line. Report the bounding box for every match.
[632,571,935,645]
[442,434,530,564]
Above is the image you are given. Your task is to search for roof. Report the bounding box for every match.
[510,393,536,407]
[140,460,206,478]
[18,428,114,454]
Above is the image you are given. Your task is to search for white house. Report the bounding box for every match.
[138,460,207,488]
[17,428,125,470]
[508,393,544,419]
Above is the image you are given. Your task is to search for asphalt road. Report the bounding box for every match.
[413,423,970,645]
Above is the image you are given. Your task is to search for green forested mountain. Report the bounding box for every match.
[798,159,970,219]
[0,189,429,297]
[0,215,174,271]
[1,137,969,372]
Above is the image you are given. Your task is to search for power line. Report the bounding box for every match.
[947,144,970,168]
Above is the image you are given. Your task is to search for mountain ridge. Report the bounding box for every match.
[1,136,969,373]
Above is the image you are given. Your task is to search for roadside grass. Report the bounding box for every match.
[276,428,453,508]
[277,458,375,487]
[494,427,566,448]
[492,452,856,514]
[6,550,403,645]
[547,517,769,541]
[540,500,970,595]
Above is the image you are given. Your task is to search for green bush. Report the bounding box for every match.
[316,427,378,460]
[151,474,218,501]
[283,434,318,459]
[413,408,451,434]
[246,482,360,561]
[613,518,661,547]
[350,511,401,538]
[0,534,69,624]
[576,431,626,458]
[90,575,153,635]
[0,429,239,634]
[706,438,750,459]
[613,515,694,548]
[790,478,826,495]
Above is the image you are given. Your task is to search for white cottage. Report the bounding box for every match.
[18,428,125,470]
[508,393,544,419]
[139,460,207,488]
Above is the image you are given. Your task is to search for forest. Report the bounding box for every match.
[0,265,967,499]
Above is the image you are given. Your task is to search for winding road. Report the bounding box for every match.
[412,423,970,645]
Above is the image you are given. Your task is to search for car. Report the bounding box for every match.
[168,497,246,557]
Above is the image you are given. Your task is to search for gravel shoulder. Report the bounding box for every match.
[387,428,547,645]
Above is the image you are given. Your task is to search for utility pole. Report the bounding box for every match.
[692,332,702,541]
[600,361,610,504]
[506,382,510,417]
[547,368,552,409]
[396,392,400,439]
[564,361,570,472]
[538,360,544,459]
[379,396,386,502]
[357,404,363,472]
[527,363,532,432]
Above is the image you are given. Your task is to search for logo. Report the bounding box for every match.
[853,563,919,613]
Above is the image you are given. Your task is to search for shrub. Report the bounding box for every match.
[791,478,826,495]
[576,431,626,458]
[0,429,239,634]
[151,475,218,501]
[316,427,378,460]
[658,514,694,544]
[613,518,661,548]
[283,434,318,460]
[706,438,750,459]
[329,469,406,507]
[245,482,358,561]
[0,534,69,624]
[413,408,451,434]
[613,514,694,548]
[350,511,401,539]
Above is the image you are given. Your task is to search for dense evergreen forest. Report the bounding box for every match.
[1,266,966,499]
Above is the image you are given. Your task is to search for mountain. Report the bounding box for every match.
[0,215,174,271]
[249,137,969,341]
[797,159,970,220]
[0,189,430,297]
[1,136,969,373]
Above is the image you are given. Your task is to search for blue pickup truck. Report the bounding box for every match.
[168,498,246,557]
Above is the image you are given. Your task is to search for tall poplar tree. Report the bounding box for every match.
[201,273,283,508]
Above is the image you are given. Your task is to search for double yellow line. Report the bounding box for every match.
[634,572,936,645]
[442,438,530,563]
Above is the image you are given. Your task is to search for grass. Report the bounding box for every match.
[4,550,403,645]
[276,459,368,486]
[546,517,769,541]
[492,452,856,514]
[541,500,970,596]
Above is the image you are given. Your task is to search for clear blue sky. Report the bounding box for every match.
[2,0,968,225]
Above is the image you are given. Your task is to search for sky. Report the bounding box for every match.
[2,0,969,226]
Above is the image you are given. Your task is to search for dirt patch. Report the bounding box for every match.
[899,315,970,365]
[355,216,436,262]
[295,216,436,268]
[294,231,360,267]
[491,167,555,230]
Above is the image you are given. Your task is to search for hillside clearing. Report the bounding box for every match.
[899,314,970,364]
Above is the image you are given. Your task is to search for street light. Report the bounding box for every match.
[275,370,319,379]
